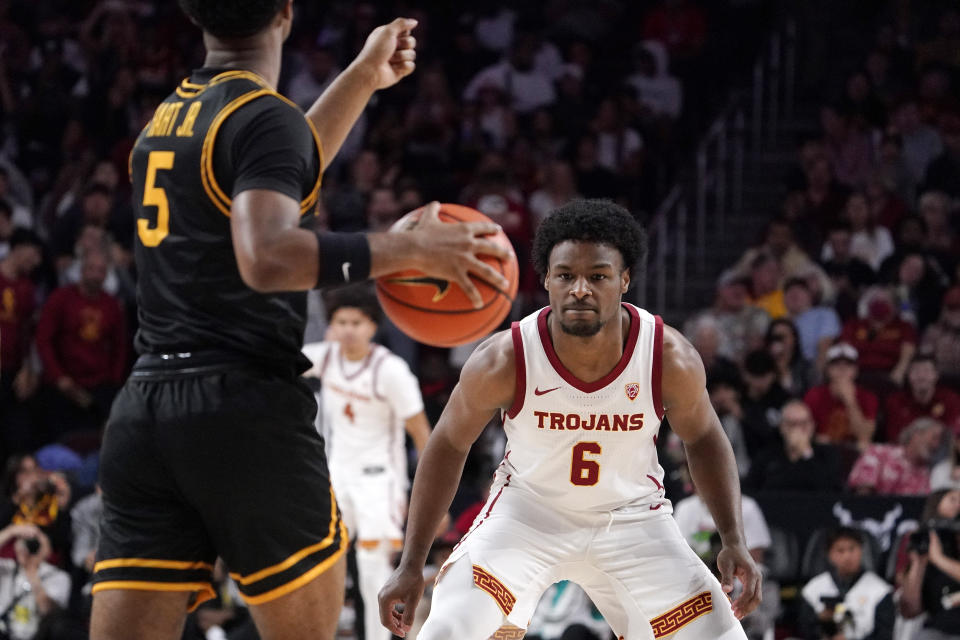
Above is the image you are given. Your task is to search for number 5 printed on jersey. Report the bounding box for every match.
[139,151,174,247]
[570,442,601,486]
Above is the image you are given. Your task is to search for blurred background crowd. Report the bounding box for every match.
[0,0,959,639]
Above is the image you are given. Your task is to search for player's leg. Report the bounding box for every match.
[90,591,191,640]
[351,472,405,640]
[182,372,348,639]
[244,552,347,640]
[420,483,580,640]
[356,539,399,640]
[91,376,217,640]
[418,556,512,640]
[587,514,746,640]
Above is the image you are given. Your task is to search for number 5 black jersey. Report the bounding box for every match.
[129,68,322,374]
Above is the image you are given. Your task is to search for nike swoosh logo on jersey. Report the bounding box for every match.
[342,262,352,281]
[534,386,560,396]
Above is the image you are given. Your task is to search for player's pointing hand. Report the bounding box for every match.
[717,542,763,620]
[353,17,419,90]
[378,566,425,638]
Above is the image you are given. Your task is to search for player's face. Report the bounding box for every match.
[329,307,377,350]
[544,241,629,337]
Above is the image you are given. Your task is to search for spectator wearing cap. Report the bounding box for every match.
[749,251,787,319]
[684,269,769,364]
[921,286,960,389]
[0,229,43,452]
[840,287,917,389]
[804,343,879,450]
[885,355,960,443]
[848,417,944,495]
[36,247,126,437]
[739,349,792,459]
[784,276,842,369]
[746,399,843,492]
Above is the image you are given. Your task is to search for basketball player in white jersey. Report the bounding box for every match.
[379,199,762,640]
[302,285,430,640]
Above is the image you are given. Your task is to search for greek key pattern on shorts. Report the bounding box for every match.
[472,564,516,616]
[649,591,713,638]
[489,624,525,639]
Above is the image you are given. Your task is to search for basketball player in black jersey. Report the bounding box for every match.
[90,2,510,639]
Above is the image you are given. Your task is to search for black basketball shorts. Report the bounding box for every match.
[92,356,347,609]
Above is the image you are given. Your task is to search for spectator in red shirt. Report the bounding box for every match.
[848,417,944,495]
[36,247,126,437]
[885,354,960,443]
[840,286,916,391]
[0,229,42,452]
[804,342,879,450]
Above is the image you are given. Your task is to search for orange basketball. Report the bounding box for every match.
[375,204,519,347]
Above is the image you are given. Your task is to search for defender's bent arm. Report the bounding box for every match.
[379,332,516,637]
[661,325,762,619]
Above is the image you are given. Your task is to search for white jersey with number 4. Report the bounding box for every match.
[502,303,667,513]
[302,342,423,482]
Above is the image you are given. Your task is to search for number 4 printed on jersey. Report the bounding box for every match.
[343,402,355,423]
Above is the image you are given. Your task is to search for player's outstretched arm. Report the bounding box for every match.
[305,18,418,166]
[660,325,762,620]
[231,197,509,307]
[378,331,516,638]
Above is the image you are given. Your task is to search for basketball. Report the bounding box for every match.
[375,204,519,347]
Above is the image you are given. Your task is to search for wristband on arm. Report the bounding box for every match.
[314,231,372,287]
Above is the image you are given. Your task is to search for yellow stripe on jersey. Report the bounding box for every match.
[268,92,325,214]
[200,89,273,217]
[200,89,324,218]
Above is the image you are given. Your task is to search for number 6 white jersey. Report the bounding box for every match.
[501,303,668,513]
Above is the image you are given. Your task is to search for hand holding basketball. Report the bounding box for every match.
[376,203,519,347]
[411,201,511,307]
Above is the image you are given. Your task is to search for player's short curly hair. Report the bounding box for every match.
[323,284,382,324]
[532,199,647,278]
[178,0,287,39]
